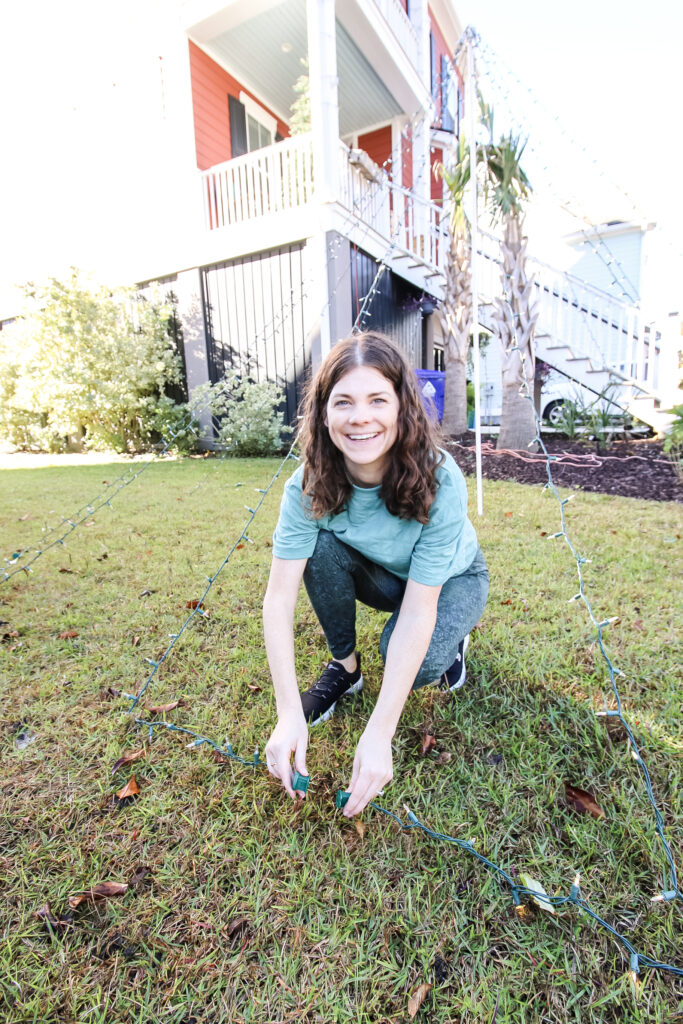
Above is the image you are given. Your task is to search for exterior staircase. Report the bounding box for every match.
[473,231,677,434]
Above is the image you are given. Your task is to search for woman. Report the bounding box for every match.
[263,332,488,818]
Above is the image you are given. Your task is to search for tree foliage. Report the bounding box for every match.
[0,272,190,453]
[289,57,311,136]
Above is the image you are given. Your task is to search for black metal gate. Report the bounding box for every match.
[350,245,424,366]
[201,243,310,425]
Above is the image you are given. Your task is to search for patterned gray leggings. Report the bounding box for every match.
[302,530,489,688]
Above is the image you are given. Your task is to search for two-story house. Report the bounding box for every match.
[138,0,464,425]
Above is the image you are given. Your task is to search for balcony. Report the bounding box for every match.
[200,134,447,292]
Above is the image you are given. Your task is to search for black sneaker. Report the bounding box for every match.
[440,635,470,692]
[301,655,363,726]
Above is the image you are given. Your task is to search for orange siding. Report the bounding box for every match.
[357,125,392,174]
[188,41,289,170]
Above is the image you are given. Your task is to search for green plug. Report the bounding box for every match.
[292,771,309,794]
[335,790,350,809]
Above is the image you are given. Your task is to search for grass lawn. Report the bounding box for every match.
[1,454,681,1024]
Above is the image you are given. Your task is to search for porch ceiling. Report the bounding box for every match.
[194,0,403,136]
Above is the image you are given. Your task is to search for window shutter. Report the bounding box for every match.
[430,33,437,103]
[440,56,454,132]
[229,95,248,157]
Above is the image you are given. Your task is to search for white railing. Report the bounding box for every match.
[476,230,661,394]
[370,0,419,64]
[338,140,449,271]
[200,135,315,231]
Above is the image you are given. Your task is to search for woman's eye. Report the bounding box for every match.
[373,397,386,404]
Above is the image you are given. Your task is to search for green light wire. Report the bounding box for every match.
[132,716,683,979]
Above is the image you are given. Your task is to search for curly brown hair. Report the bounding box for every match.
[298,332,443,523]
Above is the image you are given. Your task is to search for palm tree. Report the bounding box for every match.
[435,135,472,436]
[480,103,539,450]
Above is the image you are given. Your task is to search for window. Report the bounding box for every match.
[228,92,277,157]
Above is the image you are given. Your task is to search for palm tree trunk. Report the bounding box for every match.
[439,229,471,436]
[494,215,539,451]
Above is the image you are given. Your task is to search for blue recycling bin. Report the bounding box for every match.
[415,369,446,423]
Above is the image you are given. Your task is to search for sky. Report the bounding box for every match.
[454,0,683,313]
[1,0,681,317]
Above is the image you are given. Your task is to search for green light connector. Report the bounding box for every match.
[335,790,350,809]
[292,771,310,794]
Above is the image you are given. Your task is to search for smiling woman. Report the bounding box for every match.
[263,332,489,818]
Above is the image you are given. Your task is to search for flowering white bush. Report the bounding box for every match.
[0,272,193,452]
[192,375,291,457]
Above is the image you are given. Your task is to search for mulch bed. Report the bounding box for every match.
[445,434,683,503]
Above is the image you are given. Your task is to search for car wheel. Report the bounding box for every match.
[544,400,566,427]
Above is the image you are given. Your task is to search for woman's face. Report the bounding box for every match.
[325,365,400,485]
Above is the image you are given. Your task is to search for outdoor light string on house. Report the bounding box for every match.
[448,30,640,307]
[473,36,641,305]
[469,34,641,306]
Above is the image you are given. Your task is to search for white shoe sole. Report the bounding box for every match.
[309,676,363,727]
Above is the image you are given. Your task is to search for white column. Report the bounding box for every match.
[306,0,340,359]
[307,0,340,205]
[409,0,432,257]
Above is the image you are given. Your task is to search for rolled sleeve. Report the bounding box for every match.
[272,466,320,560]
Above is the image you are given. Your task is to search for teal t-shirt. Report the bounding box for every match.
[272,450,478,587]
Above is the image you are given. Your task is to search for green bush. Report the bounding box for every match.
[0,271,192,453]
[192,375,291,457]
[663,400,683,480]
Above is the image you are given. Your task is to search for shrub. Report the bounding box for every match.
[663,401,683,481]
[192,375,291,457]
[0,271,192,453]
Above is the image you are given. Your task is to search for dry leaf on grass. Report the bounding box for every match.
[69,882,128,909]
[227,916,250,938]
[354,820,366,839]
[131,636,140,647]
[58,567,75,574]
[129,865,152,888]
[147,700,182,713]
[111,748,145,774]
[408,982,432,1018]
[35,902,71,932]
[116,776,140,800]
[564,783,605,819]
[434,751,452,766]
[185,599,202,610]
[18,513,30,521]
[58,630,79,640]
[519,873,555,915]
[420,734,437,757]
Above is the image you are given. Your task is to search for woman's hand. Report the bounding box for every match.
[343,727,393,817]
[265,710,309,801]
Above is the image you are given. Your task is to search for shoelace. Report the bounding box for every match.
[309,663,348,698]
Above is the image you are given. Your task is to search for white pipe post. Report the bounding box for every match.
[467,31,483,516]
